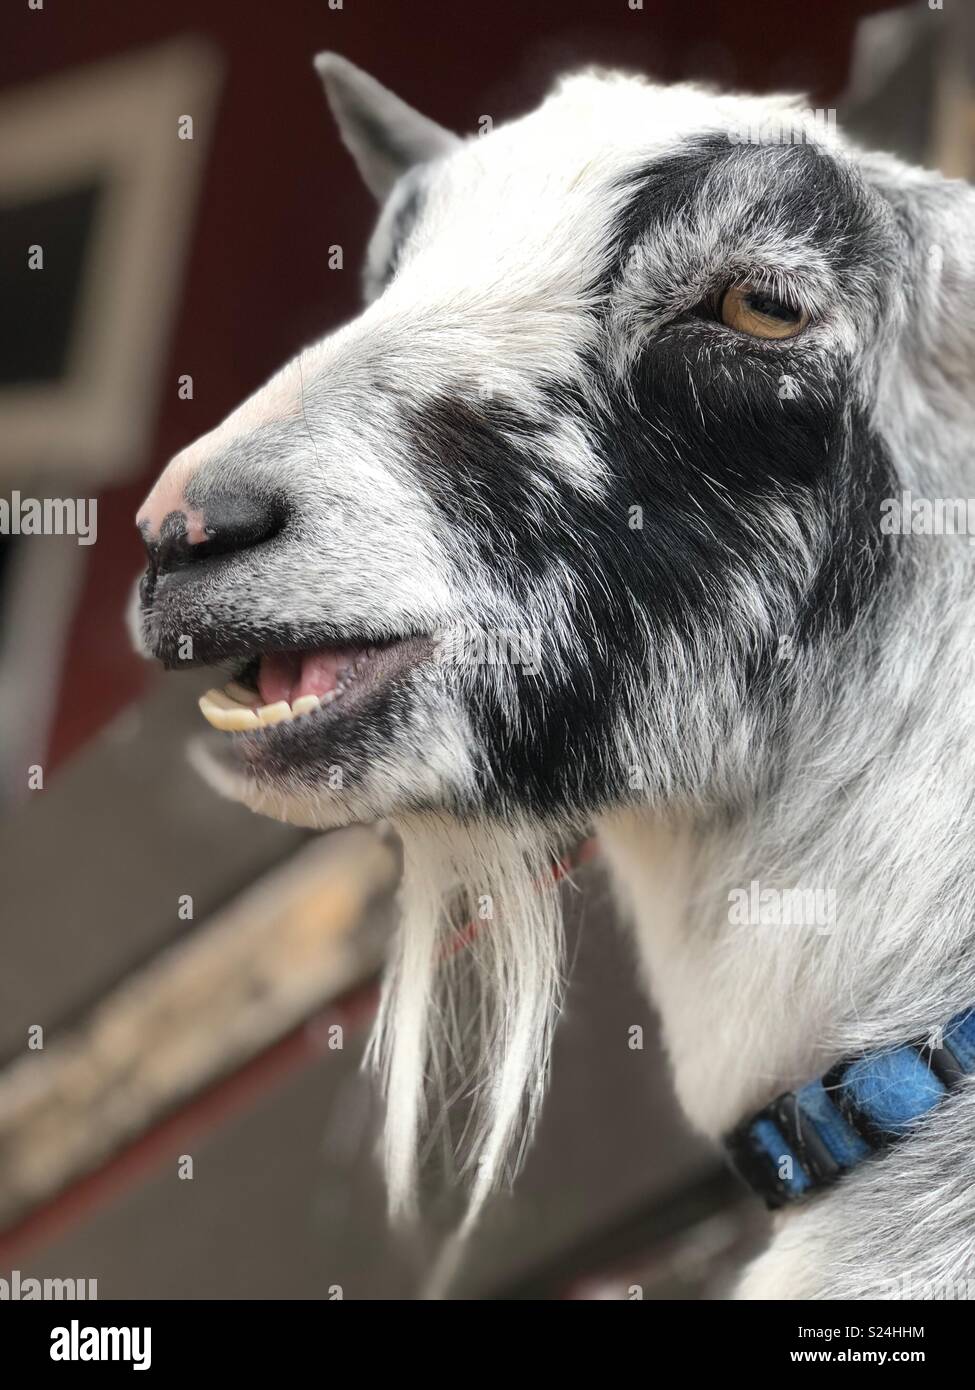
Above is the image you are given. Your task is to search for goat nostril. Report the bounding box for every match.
[197,492,284,558]
[146,494,284,577]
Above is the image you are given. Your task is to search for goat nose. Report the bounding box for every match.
[139,492,284,578]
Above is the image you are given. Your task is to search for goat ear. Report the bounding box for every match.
[314,53,460,201]
[863,155,975,395]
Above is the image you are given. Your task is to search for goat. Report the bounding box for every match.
[134,54,975,1298]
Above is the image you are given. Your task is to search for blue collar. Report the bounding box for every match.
[724,1007,975,1208]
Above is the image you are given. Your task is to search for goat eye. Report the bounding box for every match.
[720,283,809,340]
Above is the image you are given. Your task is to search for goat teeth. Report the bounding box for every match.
[202,688,250,712]
[292,694,320,717]
[199,691,261,731]
[322,690,337,705]
[224,680,260,706]
[256,700,293,726]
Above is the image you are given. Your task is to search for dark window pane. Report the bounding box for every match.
[0,182,103,386]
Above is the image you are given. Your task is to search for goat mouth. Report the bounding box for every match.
[197,635,433,736]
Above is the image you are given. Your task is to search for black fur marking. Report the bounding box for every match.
[607,135,888,297]
[401,395,559,587]
[400,255,896,821]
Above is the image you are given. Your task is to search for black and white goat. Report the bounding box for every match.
[134,55,975,1299]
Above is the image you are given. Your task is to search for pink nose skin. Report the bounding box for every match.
[137,460,209,547]
[138,355,305,544]
[137,458,285,584]
[138,357,303,549]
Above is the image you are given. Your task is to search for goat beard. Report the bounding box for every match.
[367,814,567,1228]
